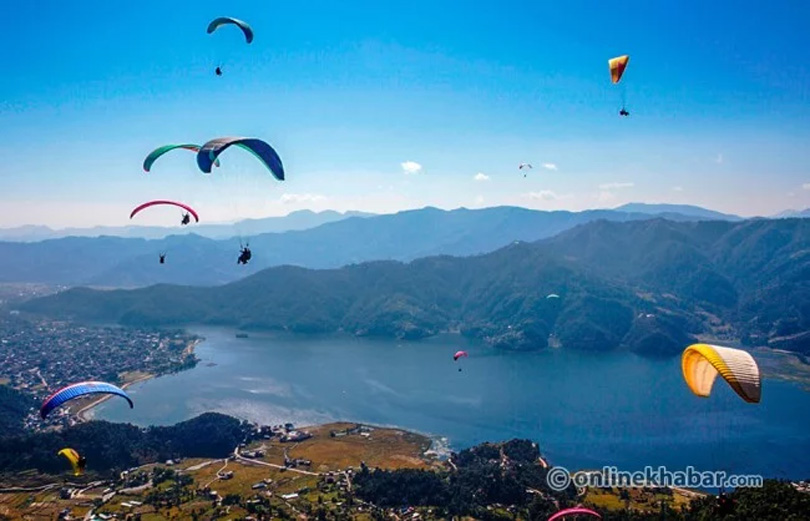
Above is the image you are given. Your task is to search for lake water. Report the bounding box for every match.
[96,327,810,479]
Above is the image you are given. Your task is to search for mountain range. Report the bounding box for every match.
[0,204,752,288]
[23,217,810,356]
[0,209,373,242]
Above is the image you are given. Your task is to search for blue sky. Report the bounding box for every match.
[1,0,809,226]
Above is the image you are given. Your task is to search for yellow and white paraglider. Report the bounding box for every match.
[58,448,86,476]
[608,55,630,116]
[681,343,761,404]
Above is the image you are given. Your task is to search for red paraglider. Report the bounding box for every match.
[129,200,200,222]
[453,350,468,361]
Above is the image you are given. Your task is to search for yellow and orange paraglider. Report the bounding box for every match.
[58,448,86,476]
[608,55,630,116]
[608,55,629,84]
[681,344,762,404]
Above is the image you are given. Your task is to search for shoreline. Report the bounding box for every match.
[74,337,203,422]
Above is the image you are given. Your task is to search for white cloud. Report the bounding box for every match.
[401,161,423,175]
[279,193,327,204]
[598,182,634,190]
[524,190,562,201]
[473,172,490,182]
[803,183,810,190]
[672,186,684,192]
[597,191,616,203]
[541,163,558,171]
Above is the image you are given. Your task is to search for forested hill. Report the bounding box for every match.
[22,218,810,355]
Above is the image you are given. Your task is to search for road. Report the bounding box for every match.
[233,445,319,476]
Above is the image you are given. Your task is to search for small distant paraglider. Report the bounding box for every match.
[453,350,468,372]
[519,163,533,178]
[207,17,253,76]
[608,55,630,116]
[546,293,560,299]
[58,448,86,476]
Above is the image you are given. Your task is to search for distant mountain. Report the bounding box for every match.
[773,208,810,218]
[614,203,743,221]
[0,209,373,242]
[0,206,736,288]
[24,218,810,356]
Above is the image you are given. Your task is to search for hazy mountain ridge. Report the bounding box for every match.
[23,218,810,355]
[0,205,742,288]
[0,209,373,242]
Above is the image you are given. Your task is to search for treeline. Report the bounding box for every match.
[355,439,810,520]
[0,413,249,477]
[355,439,575,518]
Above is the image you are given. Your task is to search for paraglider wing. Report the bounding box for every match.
[681,344,761,403]
[548,507,601,521]
[608,55,629,84]
[207,17,254,43]
[519,163,533,170]
[197,137,285,180]
[143,144,220,172]
[546,293,560,299]
[129,200,200,222]
[453,350,468,361]
[58,448,84,476]
[41,381,133,419]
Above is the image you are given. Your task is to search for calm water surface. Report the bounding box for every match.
[96,327,810,479]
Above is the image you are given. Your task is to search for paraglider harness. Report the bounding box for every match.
[237,243,252,265]
[181,212,191,225]
[215,66,223,76]
[159,253,166,264]
[619,109,630,117]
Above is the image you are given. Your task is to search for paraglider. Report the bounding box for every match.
[196,137,285,180]
[143,144,219,173]
[519,163,533,178]
[207,17,254,76]
[129,201,200,224]
[159,253,166,264]
[681,344,762,403]
[58,448,86,476]
[608,55,630,116]
[548,507,601,521]
[207,17,254,44]
[546,293,560,299]
[181,212,191,226]
[41,381,133,419]
[237,244,252,265]
[453,350,468,372]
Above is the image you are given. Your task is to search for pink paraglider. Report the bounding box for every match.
[547,507,601,521]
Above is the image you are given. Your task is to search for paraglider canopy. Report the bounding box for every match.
[130,200,200,222]
[41,381,133,419]
[143,144,220,172]
[197,137,285,181]
[548,507,601,521]
[207,17,254,43]
[453,350,468,361]
[681,344,761,403]
[546,293,560,299]
[58,448,86,476]
[608,55,629,84]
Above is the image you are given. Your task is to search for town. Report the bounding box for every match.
[0,311,199,432]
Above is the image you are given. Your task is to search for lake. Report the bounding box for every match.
[96,327,810,479]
